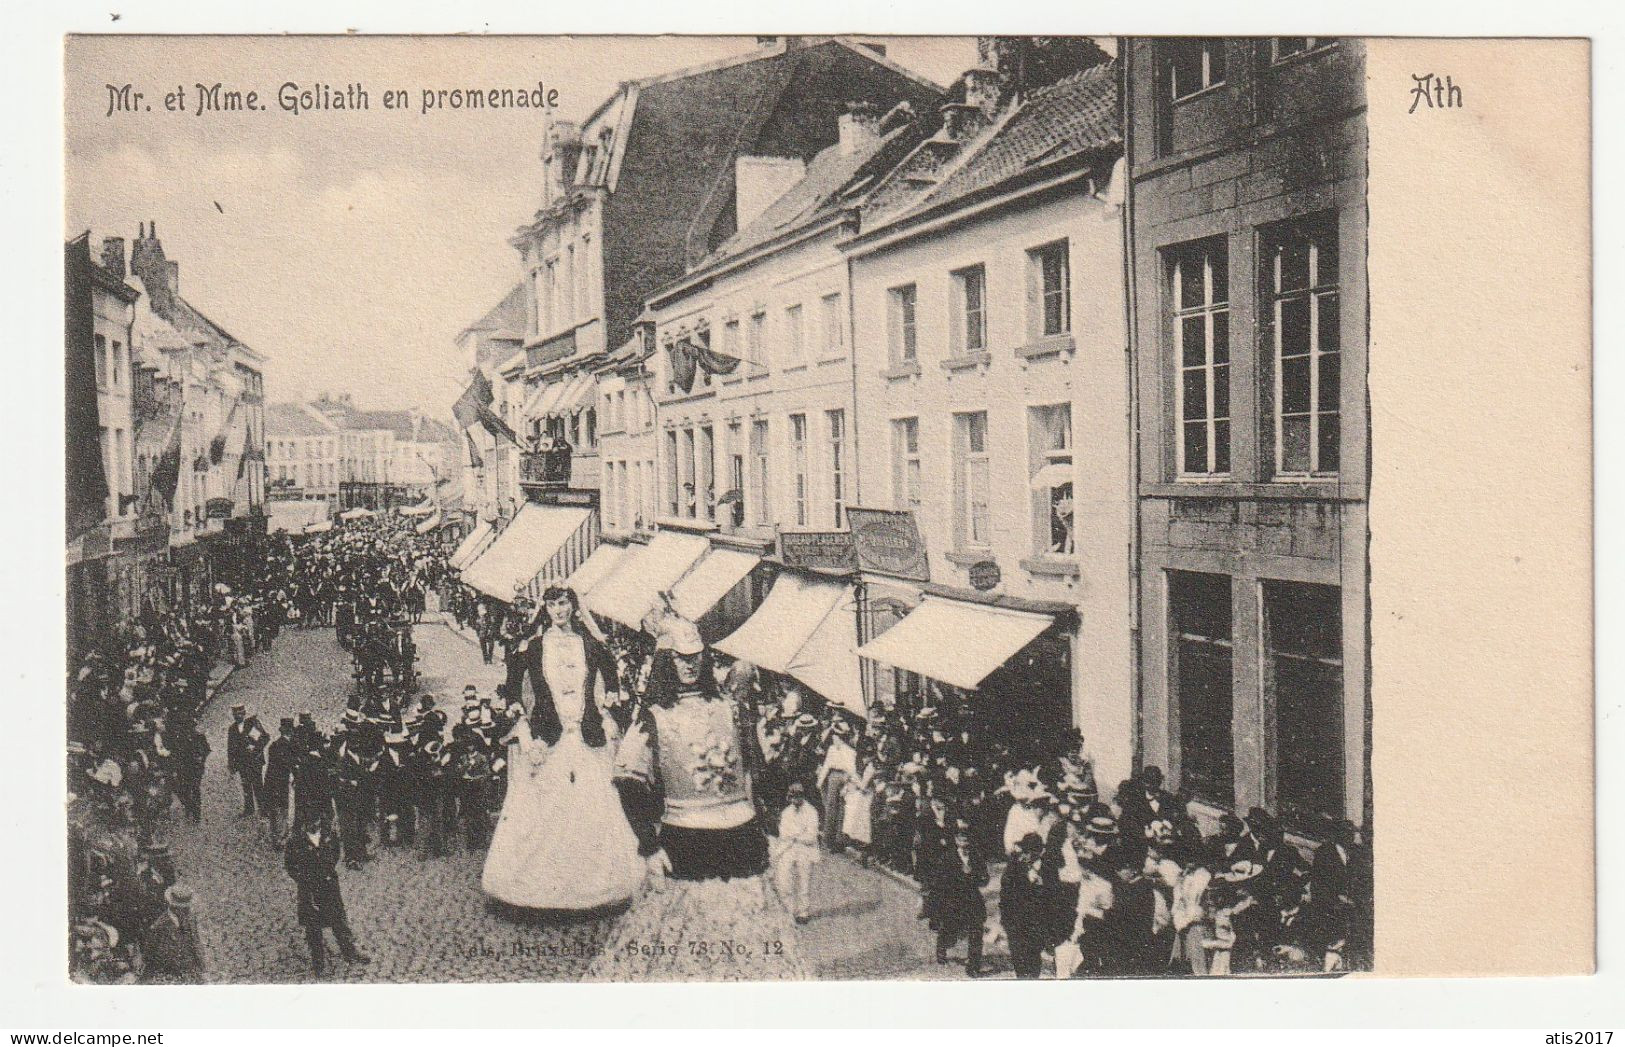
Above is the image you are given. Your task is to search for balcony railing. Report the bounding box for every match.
[519,447,572,487]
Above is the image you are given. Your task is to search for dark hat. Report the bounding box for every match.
[280,717,296,730]
[231,704,246,713]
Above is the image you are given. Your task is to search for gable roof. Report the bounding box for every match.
[266,402,337,438]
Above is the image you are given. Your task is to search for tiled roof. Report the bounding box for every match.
[693,125,917,274]
[266,402,336,438]
[877,61,1120,231]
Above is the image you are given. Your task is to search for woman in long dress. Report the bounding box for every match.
[588,619,808,981]
[480,586,644,912]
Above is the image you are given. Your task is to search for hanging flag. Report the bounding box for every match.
[148,412,183,505]
[665,339,697,394]
[452,370,494,430]
[476,402,519,446]
[464,428,485,470]
[687,333,742,377]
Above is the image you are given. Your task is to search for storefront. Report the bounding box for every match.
[713,566,864,718]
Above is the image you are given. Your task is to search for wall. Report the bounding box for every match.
[849,179,1134,791]
[1127,38,1369,827]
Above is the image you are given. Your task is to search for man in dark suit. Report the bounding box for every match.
[225,705,269,819]
[170,716,210,824]
[262,718,298,848]
[283,810,369,977]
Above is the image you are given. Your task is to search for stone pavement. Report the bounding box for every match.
[166,618,1003,982]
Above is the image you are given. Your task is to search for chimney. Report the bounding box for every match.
[964,65,1008,123]
[937,101,985,143]
[734,155,806,229]
[543,119,583,202]
[838,101,881,156]
[100,237,126,278]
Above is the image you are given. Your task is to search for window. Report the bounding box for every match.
[115,429,128,512]
[576,235,592,318]
[722,320,740,372]
[645,457,657,528]
[750,419,770,525]
[1029,404,1074,555]
[952,265,988,354]
[1165,39,1226,100]
[827,409,847,528]
[726,422,745,527]
[698,425,715,520]
[891,418,922,511]
[820,293,844,356]
[954,412,991,548]
[789,413,809,527]
[1030,241,1071,338]
[619,460,632,532]
[1264,581,1344,821]
[1265,216,1341,477]
[888,284,918,364]
[94,334,108,390]
[681,428,697,518]
[540,260,557,334]
[584,407,596,448]
[1169,570,1234,804]
[616,390,627,431]
[112,341,124,388]
[748,311,766,371]
[604,461,618,529]
[664,430,679,516]
[561,245,575,327]
[784,304,804,364]
[1270,37,1333,62]
[1170,240,1231,476]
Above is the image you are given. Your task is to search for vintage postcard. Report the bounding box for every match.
[57,31,1593,995]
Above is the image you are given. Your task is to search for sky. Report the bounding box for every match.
[65,35,978,417]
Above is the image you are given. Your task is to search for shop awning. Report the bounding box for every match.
[564,542,629,598]
[414,510,441,534]
[462,503,591,601]
[554,372,597,416]
[338,507,372,521]
[856,596,1054,691]
[399,501,436,517]
[669,547,760,623]
[449,520,494,570]
[303,520,333,535]
[585,531,710,628]
[522,378,568,420]
[714,572,863,715]
[268,501,325,534]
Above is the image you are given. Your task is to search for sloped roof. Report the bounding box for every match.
[266,402,336,438]
[862,62,1120,237]
[355,409,419,442]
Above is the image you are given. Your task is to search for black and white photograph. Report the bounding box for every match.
[61,27,1579,995]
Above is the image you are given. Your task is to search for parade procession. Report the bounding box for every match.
[65,35,1374,984]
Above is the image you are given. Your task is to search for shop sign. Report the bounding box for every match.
[847,507,930,582]
[968,560,1001,591]
[778,529,857,573]
[205,497,234,520]
[541,488,597,508]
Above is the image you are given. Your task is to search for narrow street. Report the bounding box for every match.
[170,619,950,983]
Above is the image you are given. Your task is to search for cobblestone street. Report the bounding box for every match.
[171,622,616,983]
[170,620,952,983]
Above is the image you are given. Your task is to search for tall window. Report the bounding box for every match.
[1266,216,1341,477]
[722,319,740,371]
[1169,571,1234,803]
[891,417,921,511]
[698,425,715,520]
[561,246,576,327]
[1165,39,1226,100]
[952,265,988,354]
[112,341,124,389]
[681,428,697,518]
[1030,241,1071,338]
[94,334,108,390]
[789,413,809,527]
[888,284,918,364]
[1170,240,1231,476]
[727,421,745,527]
[820,293,844,356]
[750,419,770,525]
[604,461,619,529]
[748,311,766,371]
[664,429,679,516]
[115,429,128,513]
[576,235,592,318]
[954,411,991,548]
[826,408,847,528]
[619,460,632,532]
[1029,404,1074,555]
[1265,581,1345,821]
[784,304,804,365]
[541,260,558,334]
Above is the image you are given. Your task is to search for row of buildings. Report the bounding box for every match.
[66,223,269,658]
[264,396,460,521]
[447,36,1369,837]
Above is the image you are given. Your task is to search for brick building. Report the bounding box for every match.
[1122,38,1369,834]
